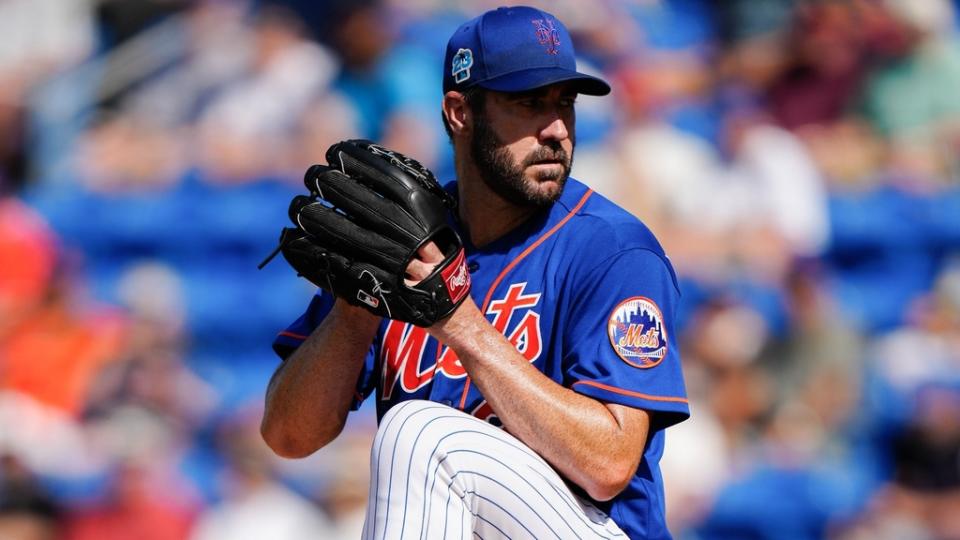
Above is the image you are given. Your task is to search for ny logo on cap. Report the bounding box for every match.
[452,48,474,84]
[531,19,560,55]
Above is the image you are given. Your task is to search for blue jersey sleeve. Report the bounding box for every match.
[272,291,334,359]
[563,248,689,428]
[272,290,379,410]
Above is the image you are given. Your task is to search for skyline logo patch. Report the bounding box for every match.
[608,296,667,368]
[452,48,473,84]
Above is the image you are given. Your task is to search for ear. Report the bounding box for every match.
[442,91,471,136]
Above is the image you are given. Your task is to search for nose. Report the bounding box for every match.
[539,115,569,143]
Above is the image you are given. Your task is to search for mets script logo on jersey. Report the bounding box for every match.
[451,48,474,84]
[380,282,543,399]
[531,19,560,55]
[608,296,668,368]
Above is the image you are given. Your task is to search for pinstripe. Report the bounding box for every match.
[398,415,455,539]
[366,400,416,534]
[367,401,626,539]
[470,476,559,538]
[460,487,466,540]
[425,447,577,539]
[454,488,541,540]
[416,418,622,539]
[442,464,454,540]
[533,469,629,538]
[530,468,629,537]
[417,423,560,537]
[375,402,450,539]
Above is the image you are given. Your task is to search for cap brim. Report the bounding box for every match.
[478,67,611,96]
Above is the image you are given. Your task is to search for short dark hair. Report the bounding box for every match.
[441,86,487,142]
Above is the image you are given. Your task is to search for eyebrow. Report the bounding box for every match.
[504,87,579,100]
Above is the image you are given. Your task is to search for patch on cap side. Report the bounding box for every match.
[608,296,668,368]
[452,48,474,84]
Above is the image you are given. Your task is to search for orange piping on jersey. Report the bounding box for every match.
[457,188,595,410]
[572,380,689,404]
[278,330,308,340]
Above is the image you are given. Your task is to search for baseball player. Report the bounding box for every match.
[260,6,689,539]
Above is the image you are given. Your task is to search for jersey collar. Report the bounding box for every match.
[443,177,590,253]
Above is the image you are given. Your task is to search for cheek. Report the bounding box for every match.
[503,141,534,166]
[486,109,533,145]
[514,139,537,166]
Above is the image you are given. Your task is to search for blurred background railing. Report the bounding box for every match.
[1,1,959,539]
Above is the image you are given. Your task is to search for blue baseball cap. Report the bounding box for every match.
[443,6,611,96]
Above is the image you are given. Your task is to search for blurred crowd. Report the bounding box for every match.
[1,0,960,538]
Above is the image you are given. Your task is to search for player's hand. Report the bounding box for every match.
[264,140,472,327]
[405,242,445,285]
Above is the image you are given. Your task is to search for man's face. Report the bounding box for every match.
[468,83,577,208]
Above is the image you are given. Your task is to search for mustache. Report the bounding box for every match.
[522,145,569,168]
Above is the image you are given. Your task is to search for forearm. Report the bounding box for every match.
[429,300,649,500]
[261,300,380,458]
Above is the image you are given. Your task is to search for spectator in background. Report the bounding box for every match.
[75,2,353,189]
[766,0,914,131]
[76,1,252,192]
[54,262,205,540]
[94,0,191,52]
[64,460,197,540]
[870,261,960,402]
[324,0,442,168]
[0,0,95,191]
[195,5,345,183]
[189,406,335,540]
[0,245,127,417]
[0,271,126,419]
[0,197,57,333]
[83,262,217,431]
[838,385,960,539]
[886,384,960,539]
[0,454,60,540]
[92,0,192,112]
[311,430,376,539]
[860,0,960,185]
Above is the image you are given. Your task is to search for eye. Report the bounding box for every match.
[560,96,577,108]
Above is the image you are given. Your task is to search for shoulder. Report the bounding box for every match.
[549,179,680,295]
[555,178,668,260]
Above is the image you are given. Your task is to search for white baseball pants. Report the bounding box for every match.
[361,400,629,539]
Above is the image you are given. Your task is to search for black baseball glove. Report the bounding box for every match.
[261,140,471,327]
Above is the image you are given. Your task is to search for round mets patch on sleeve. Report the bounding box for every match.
[608,297,668,368]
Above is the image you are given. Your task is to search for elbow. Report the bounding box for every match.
[261,432,318,459]
[260,418,343,459]
[583,462,635,502]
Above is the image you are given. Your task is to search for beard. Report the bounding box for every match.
[469,114,573,208]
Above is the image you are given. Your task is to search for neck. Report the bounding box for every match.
[455,152,537,248]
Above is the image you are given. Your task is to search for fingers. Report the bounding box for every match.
[296,202,408,268]
[404,242,444,285]
[405,258,436,284]
[418,241,445,264]
[312,168,421,245]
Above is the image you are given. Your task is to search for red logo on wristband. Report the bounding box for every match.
[441,249,470,303]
